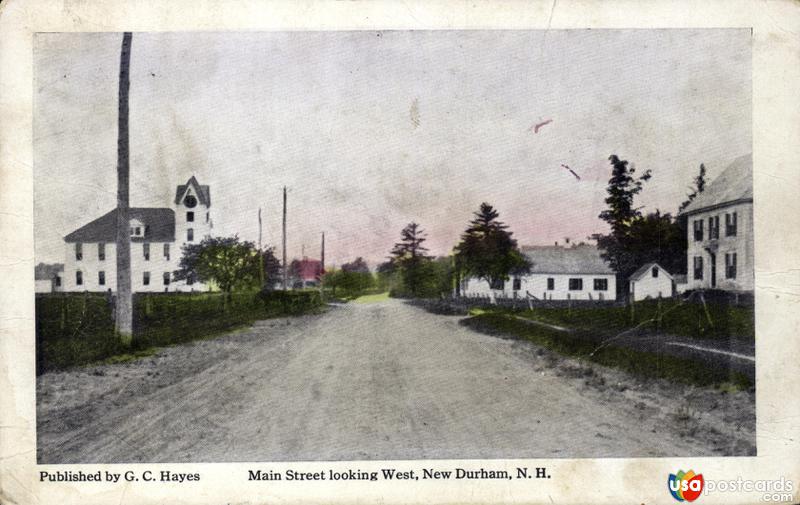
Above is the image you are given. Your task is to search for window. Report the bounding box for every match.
[163,243,170,260]
[693,256,704,280]
[652,266,659,278]
[76,271,83,286]
[725,252,737,279]
[593,278,608,291]
[547,278,555,290]
[512,277,522,291]
[143,243,150,261]
[98,271,105,286]
[187,228,194,242]
[490,278,505,290]
[709,215,720,239]
[55,276,61,287]
[75,243,83,261]
[98,243,105,261]
[725,212,738,237]
[568,278,583,290]
[143,271,150,286]
[206,212,209,223]
[163,272,171,285]
[131,226,142,237]
[693,220,704,242]
[187,211,194,222]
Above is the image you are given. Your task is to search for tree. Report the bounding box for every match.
[678,163,707,213]
[260,246,282,290]
[454,203,530,289]
[174,235,260,307]
[341,257,370,273]
[389,222,431,297]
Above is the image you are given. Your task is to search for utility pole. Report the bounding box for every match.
[282,186,287,291]
[319,231,325,298]
[115,32,133,344]
[258,207,264,288]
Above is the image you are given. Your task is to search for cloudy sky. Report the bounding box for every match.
[34,30,751,267]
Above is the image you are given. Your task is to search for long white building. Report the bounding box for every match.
[461,243,617,301]
[62,176,212,293]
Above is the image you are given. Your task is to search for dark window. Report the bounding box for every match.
[547,278,555,290]
[163,272,170,285]
[693,220,704,242]
[184,194,197,208]
[98,242,105,261]
[76,271,83,285]
[143,271,150,286]
[206,212,209,223]
[725,212,738,237]
[187,228,194,242]
[187,211,194,222]
[725,252,737,279]
[136,227,141,236]
[593,278,608,291]
[55,276,61,287]
[693,256,704,280]
[163,243,170,260]
[98,271,105,286]
[652,266,659,278]
[568,278,583,291]
[75,243,83,261]
[709,215,720,239]
[512,277,522,291]
[143,243,150,261]
[490,278,504,290]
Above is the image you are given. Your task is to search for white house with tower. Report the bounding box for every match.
[62,176,213,293]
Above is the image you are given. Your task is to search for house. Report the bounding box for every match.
[628,262,674,301]
[679,154,753,293]
[461,243,617,301]
[291,257,323,289]
[62,176,213,293]
[34,263,63,293]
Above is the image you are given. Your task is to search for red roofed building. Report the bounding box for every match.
[291,257,324,289]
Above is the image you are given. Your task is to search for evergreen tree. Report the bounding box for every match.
[390,222,431,297]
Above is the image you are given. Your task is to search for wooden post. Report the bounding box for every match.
[114,32,133,345]
[282,186,287,291]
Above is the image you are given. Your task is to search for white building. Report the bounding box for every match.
[461,243,617,301]
[62,176,213,293]
[34,263,63,293]
[679,154,753,293]
[628,262,674,301]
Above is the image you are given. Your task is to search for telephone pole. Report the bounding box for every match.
[282,186,287,291]
[319,231,325,298]
[258,207,264,287]
[115,32,133,344]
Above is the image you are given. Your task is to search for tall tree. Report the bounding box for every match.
[174,236,260,308]
[260,246,282,289]
[454,203,530,289]
[115,32,133,344]
[390,222,431,297]
[594,155,652,284]
[678,163,708,213]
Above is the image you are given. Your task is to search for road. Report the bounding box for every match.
[37,298,754,463]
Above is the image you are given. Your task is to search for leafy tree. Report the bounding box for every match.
[174,235,260,307]
[324,268,375,299]
[341,257,370,274]
[389,222,432,297]
[260,247,282,290]
[454,203,530,289]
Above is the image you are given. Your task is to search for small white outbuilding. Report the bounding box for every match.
[628,262,674,301]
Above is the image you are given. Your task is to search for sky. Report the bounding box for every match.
[34,30,751,267]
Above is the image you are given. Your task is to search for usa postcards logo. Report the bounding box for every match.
[668,470,705,502]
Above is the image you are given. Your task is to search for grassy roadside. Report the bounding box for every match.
[463,312,753,389]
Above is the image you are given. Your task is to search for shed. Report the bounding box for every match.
[628,262,673,301]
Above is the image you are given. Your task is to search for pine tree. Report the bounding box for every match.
[390,222,431,297]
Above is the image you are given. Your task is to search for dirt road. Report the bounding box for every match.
[37,298,754,463]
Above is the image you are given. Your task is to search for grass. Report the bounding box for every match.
[352,291,390,304]
[464,312,753,389]
[505,298,754,343]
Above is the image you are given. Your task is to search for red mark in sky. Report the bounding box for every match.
[531,119,553,133]
[561,164,581,180]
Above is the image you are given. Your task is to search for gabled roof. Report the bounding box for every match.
[681,154,752,216]
[520,244,614,275]
[64,208,175,243]
[174,176,211,207]
[628,262,673,281]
